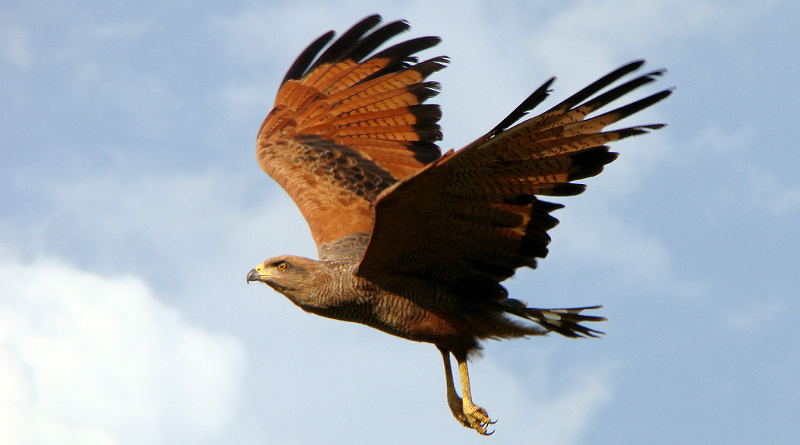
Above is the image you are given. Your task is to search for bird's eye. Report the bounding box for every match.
[276,261,288,271]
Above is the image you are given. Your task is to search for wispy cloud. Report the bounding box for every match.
[0,254,246,445]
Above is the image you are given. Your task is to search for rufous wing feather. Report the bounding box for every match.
[257,15,446,254]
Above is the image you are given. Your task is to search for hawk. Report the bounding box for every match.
[246,14,670,434]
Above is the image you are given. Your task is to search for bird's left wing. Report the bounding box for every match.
[357,61,672,300]
[257,15,447,255]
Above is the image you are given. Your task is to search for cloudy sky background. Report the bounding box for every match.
[2,1,798,444]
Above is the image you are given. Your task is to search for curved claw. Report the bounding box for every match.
[484,418,497,435]
[464,405,495,435]
[476,424,494,436]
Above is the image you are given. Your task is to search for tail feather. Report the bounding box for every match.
[503,304,606,338]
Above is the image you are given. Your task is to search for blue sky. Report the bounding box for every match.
[2,1,798,444]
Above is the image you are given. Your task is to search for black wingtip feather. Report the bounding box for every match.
[281,15,441,87]
[356,38,443,84]
[504,194,535,206]
[535,200,566,213]
[526,210,560,232]
[310,15,384,70]
[367,36,442,63]
[518,236,550,258]
[545,183,587,197]
[578,69,667,114]
[548,60,647,113]
[282,30,336,85]
[410,126,444,142]
[414,56,450,77]
[603,88,673,124]
[406,81,442,103]
[566,148,619,181]
[408,104,442,124]
[407,141,442,163]
[346,19,411,62]
[490,77,555,136]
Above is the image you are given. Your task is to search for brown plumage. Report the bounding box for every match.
[246,14,671,434]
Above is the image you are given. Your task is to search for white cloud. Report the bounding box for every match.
[0,254,246,445]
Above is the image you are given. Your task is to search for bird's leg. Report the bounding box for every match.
[438,347,470,427]
[454,352,495,435]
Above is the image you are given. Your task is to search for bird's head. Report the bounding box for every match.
[247,255,320,304]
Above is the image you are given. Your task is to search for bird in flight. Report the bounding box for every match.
[246,14,670,435]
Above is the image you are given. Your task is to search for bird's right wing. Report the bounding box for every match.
[257,15,446,256]
[357,61,672,300]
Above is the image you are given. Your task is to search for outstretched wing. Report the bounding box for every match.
[257,15,447,256]
[358,61,672,300]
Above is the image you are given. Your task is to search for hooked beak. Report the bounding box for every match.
[246,268,267,284]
